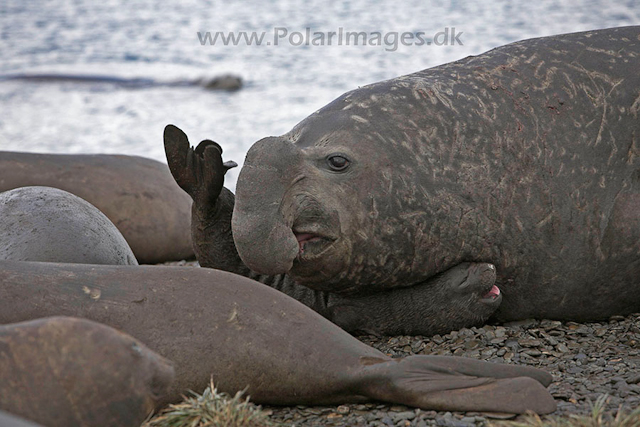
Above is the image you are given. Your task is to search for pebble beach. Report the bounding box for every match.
[265,314,640,426]
[163,260,640,426]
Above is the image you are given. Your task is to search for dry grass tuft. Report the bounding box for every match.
[491,396,640,427]
[143,379,281,427]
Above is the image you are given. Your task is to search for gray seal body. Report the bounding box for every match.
[0,186,138,265]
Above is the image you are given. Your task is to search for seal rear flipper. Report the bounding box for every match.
[163,124,234,208]
[411,355,553,386]
[409,377,556,415]
[360,356,556,414]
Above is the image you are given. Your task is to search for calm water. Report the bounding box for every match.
[1,0,639,189]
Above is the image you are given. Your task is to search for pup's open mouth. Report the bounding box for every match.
[481,285,501,301]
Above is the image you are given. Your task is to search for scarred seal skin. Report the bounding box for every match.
[0,151,193,264]
[0,260,556,414]
[166,26,640,334]
[0,316,174,427]
[0,186,138,265]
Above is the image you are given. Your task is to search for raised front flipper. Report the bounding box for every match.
[163,124,236,209]
[326,262,502,336]
[360,355,556,414]
[163,125,247,273]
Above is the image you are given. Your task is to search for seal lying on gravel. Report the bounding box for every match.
[0,260,556,414]
[165,26,640,335]
[0,151,193,263]
[0,186,137,265]
[0,316,174,427]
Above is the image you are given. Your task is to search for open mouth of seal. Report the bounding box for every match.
[293,231,336,259]
[481,285,501,303]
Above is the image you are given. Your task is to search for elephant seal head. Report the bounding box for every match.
[233,81,443,293]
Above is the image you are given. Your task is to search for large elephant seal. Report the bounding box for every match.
[164,129,502,335]
[0,186,137,265]
[0,260,556,414]
[164,26,640,335]
[0,151,193,263]
[0,316,174,427]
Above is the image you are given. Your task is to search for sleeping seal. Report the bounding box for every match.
[0,260,556,414]
[0,186,137,265]
[0,316,174,427]
[0,151,193,263]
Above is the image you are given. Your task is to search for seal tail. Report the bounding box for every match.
[163,124,236,208]
[359,355,557,414]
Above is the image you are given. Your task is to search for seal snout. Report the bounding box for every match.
[147,356,175,402]
[476,264,501,305]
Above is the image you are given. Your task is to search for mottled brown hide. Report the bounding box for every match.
[0,151,193,263]
[0,317,174,427]
[231,27,640,323]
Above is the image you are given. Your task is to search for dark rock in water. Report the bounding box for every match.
[196,74,243,91]
[0,72,243,91]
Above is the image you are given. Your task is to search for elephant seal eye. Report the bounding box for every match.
[327,155,350,172]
